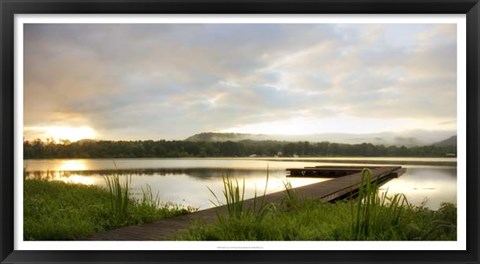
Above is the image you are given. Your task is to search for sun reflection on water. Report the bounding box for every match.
[23,159,456,210]
[58,160,88,171]
[54,175,96,185]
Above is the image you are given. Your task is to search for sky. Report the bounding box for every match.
[23,23,457,142]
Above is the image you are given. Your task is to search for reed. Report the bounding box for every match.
[103,174,131,221]
[208,167,271,222]
[351,168,411,240]
[140,184,161,208]
[208,175,245,220]
[282,181,300,210]
[251,166,271,221]
[179,168,456,241]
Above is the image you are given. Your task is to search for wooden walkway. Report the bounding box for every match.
[85,166,404,241]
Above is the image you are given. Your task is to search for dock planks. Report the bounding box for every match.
[85,166,404,241]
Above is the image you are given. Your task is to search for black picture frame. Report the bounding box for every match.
[1,0,479,263]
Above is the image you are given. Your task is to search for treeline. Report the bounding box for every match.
[23,139,457,159]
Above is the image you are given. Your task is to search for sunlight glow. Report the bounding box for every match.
[24,126,96,142]
[54,175,96,185]
[58,160,88,171]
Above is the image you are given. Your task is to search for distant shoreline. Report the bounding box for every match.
[258,158,456,166]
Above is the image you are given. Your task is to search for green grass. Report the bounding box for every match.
[24,179,196,240]
[351,168,412,240]
[179,199,456,241]
[103,174,132,226]
[208,170,271,223]
[177,169,456,241]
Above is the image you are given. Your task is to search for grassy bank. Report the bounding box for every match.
[179,200,456,240]
[178,170,456,241]
[24,179,195,240]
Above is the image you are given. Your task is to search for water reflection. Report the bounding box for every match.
[24,168,328,209]
[23,157,456,171]
[25,170,99,185]
[58,160,87,171]
[23,158,457,210]
[379,167,456,210]
[26,168,288,180]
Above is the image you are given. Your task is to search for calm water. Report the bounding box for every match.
[23,158,457,210]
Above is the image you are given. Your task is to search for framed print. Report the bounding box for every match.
[1,0,479,263]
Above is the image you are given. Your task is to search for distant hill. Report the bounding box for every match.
[185,132,270,142]
[185,130,456,146]
[432,135,457,147]
[76,139,97,144]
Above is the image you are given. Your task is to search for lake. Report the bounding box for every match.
[23,158,457,210]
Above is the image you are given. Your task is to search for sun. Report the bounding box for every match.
[24,125,97,142]
[43,126,96,142]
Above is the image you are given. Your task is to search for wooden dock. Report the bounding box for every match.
[285,166,405,201]
[85,166,404,241]
[286,165,405,178]
[286,166,362,177]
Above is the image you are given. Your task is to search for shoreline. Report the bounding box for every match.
[258,158,456,166]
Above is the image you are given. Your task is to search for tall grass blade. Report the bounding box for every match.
[103,174,131,223]
[351,168,411,240]
[206,167,271,223]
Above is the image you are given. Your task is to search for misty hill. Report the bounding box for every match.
[185,132,271,142]
[76,139,97,144]
[432,135,457,147]
[185,130,456,147]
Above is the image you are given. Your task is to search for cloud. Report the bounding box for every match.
[23,23,457,140]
